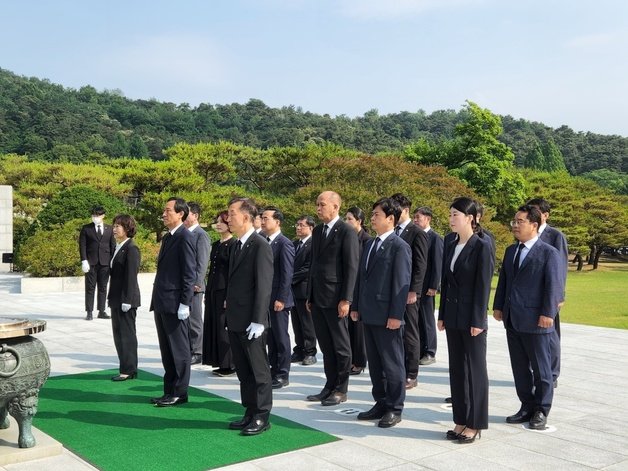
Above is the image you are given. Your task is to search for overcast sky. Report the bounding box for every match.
[2,0,627,136]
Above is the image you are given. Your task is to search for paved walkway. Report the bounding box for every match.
[0,272,627,471]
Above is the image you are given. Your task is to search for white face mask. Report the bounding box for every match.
[92,216,104,225]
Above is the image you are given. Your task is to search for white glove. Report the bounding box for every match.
[177,303,190,320]
[81,260,90,273]
[246,322,264,340]
[121,303,131,312]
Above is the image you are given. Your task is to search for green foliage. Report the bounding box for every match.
[581,169,628,195]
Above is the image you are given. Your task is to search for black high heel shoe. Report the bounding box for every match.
[457,429,481,444]
[349,366,364,375]
[112,372,137,382]
[446,426,465,440]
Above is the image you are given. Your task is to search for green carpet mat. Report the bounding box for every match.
[34,369,337,470]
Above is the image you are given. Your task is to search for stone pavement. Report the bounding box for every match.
[0,271,627,471]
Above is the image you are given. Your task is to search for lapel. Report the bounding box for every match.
[516,240,539,276]
[229,233,257,275]
[452,235,478,275]
[366,235,392,276]
[320,221,340,252]
[158,226,182,262]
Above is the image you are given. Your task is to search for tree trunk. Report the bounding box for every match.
[574,253,584,271]
[587,246,595,265]
[592,248,602,270]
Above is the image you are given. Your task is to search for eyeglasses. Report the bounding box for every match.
[509,219,530,227]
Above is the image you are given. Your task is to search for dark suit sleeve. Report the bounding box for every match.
[340,226,360,303]
[123,243,141,307]
[471,240,494,329]
[276,237,295,303]
[543,247,565,317]
[429,234,443,291]
[180,234,197,306]
[493,245,512,311]
[79,226,88,260]
[292,243,311,284]
[109,228,116,257]
[410,230,428,294]
[390,241,412,320]
[253,241,274,324]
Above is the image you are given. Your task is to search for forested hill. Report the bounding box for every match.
[1,67,626,179]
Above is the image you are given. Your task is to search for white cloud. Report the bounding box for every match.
[337,0,486,20]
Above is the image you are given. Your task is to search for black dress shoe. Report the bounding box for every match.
[405,378,417,390]
[529,411,547,430]
[301,355,317,366]
[419,355,435,366]
[290,353,304,363]
[506,410,533,424]
[272,377,289,389]
[349,366,364,375]
[457,429,481,444]
[150,394,168,404]
[357,405,385,420]
[155,395,188,407]
[228,416,253,430]
[321,390,347,406]
[306,388,331,402]
[97,311,111,319]
[111,372,137,381]
[240,418,271,436]
[85,312,93,321]
[446,429,463,440]
[444,397,452,403]
[378,412,401,428]
[213,368,236,377]
[191,354,202,365]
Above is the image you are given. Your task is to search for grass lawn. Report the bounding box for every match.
[437,262,628,330]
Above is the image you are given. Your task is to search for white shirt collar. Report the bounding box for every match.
[376,229,395,243]
[187,223,199,232]
[266,230,280,242]
[169,223,184,235]
[238,227,256,246]
[520,235,539,250]
[398,219,410,230]
[300,234,311,243]
[538,223,547,235]
[325,215,340,230]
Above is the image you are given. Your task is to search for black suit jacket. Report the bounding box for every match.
[269,232,295,308]
[291,237,312,300]
[422,229,443,293]
[398,222,428,294]
[108,239,141,308]
[79,222,115,266]
[225,232,273,332]
[540,225,568,287]
[438,234,494,330]
[308,219,360,308]
[150,225,196,314]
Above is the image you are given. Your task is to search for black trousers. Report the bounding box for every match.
[290,298,317,357]
[403,300,421,380]
[85,263,109,313]
[189,291,204,355]
[111,306,138,375]
[154,311,191,397]
[349,317,367,368]
[419,294,438,357]
[364,324,405,414]
[229,330,272,419]
[312,304,351,394]
[446,328,489,430]
[268,307,291,380]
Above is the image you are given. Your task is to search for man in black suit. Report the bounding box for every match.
[79,205,116,320]
[527,198,568,387]
[261,206,295,389]
[306,191,360,406]
[225,197,274,436]
[413,206,443,366]
[150,197,196,407]
[494,205,565,430]
[351,198,411,428]
[290,215,317,366]
[184,202,211,365]
[390,194,428,390]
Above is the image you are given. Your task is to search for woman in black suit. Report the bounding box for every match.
[438,197,493,443]
[202,210,237,376]
[108,214,141,381]
[344,206,371,375]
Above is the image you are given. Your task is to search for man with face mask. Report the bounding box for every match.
[79,206,116,320]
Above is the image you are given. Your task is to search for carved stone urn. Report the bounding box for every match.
[0,317,49,448]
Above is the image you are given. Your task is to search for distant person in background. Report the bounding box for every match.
[413,206,443,366]
[526,197,568,388]
[79,205,116,321]
[184,202,211,365]
[253,214,263,234]
[203,211,237,376]
[290,215,317,366]
[108,214,141,381]
[438,197,493,444]
[344,206,372,375]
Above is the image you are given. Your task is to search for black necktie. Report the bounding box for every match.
[97,225,102,236]
[394,225,401,236]
[266,236,271,243]
[322,225,328,238]
[235,240,242,258]
[367,237,381,271]
[513,243,525,276]
[296,241,302,253]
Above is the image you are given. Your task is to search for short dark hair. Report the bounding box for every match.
[373,197,402,225]
[167,197,189,222]
[216,210,229,225]
[188,202,201,218]
[346,206,366,226]
[474,200,485,218]
[517,204,542,226]
[414,206,433,218]
[228,197,258,221]
[297,215,315,228]
[263,206,284,224]
[91,205,106,216]
[526,197,551,214]
[390,193,412,210]
[112,214,137,238]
